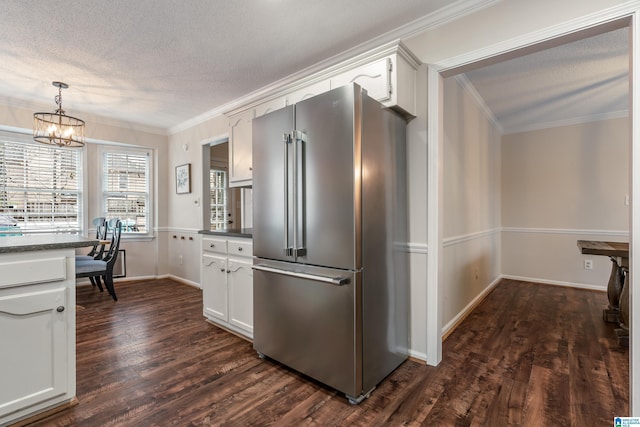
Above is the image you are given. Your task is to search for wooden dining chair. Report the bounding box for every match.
[76,218,108,290]
[76,218,122,301]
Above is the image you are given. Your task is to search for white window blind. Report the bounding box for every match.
[103,150,149,234]
[0,138,81,233]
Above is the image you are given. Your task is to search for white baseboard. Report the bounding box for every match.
[442,275,502,338]
[79,274,203,289]
[408,349,428,362]
[500,274,606,292]
[164,274,201,289]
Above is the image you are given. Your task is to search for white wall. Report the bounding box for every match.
[502,117,629,288]
[442,76,502,331]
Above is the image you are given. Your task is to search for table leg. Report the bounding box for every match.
[603,257,624,323]
[615,266,629,347]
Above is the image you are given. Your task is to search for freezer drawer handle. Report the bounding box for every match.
[252,264,350,286]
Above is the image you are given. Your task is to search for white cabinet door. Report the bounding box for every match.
[202,254,228,322]
[331,57,391,102]
[229,110,254,187]
[0,286,69,419]
[227,257,254,337]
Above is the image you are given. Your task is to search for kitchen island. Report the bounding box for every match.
[0,234,97,426]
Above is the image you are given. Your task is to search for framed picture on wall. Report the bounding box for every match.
[176,163,191,194]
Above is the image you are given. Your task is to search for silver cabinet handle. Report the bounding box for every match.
[56,306,65,312]
[252,264,350,286]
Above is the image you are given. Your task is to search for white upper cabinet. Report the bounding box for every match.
[255,97,285,119]
[225,42,420,187]
[285,80,331,106]
[330,57,392,103]
[228,98,285,188]
[228,110,254,187]
[329,43,420,117]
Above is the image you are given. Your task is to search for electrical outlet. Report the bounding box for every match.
[584,259,593,270]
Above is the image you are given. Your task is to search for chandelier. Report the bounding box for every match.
[33,81,85,148]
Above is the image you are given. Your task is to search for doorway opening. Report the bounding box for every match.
[427,13,635,413]
[202,140,241,231]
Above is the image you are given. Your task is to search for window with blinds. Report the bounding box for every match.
[102,149,150,234]
[210,169,228,230]
[0,138,81,233]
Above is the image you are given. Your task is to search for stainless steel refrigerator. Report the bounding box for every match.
[252,84,408,404]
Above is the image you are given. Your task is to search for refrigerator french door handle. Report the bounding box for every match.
[283,133,292,257]
[291,130,298,258]
[292,130,307,258]
[252,264,350,285]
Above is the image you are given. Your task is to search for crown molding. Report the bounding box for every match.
[454,74,504,134]
[436,0,640,73]
[169,0,500,135]
[503,109,629,135]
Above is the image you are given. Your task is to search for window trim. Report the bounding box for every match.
[98,145,154,239]
[0,130,84,234]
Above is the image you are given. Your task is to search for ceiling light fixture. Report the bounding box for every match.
[33,81,85,148]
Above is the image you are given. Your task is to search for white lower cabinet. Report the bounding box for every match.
[201,237,253,338]
[202,253,228,322]
[0,249,76,426]
[227,256,253,334]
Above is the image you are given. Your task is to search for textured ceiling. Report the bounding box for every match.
[0,0,455,132]
[0,1,629,136]
[462,27,629,134]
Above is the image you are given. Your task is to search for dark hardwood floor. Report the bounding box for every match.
[28,278,628,426]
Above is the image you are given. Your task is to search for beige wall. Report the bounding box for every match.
[404,0,634,367]
[404,65,428,359]
[0,102,169,280]
[442,76,502,330]
[405,0,628,66]
[502,117,629,288]
[166,115,229,285]
[0,0,631,365]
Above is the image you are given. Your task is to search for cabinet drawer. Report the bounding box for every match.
[202,238,227,254]
[0,257,67,288]
[228,240,252,257]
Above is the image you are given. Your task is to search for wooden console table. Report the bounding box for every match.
[577,240,629,346]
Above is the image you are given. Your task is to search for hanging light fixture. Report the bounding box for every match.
[33,81,85,148]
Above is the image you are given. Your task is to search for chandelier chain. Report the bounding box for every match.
[55,86,64,114]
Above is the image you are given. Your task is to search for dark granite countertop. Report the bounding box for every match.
[199,228,253,239]
[0,234,98,253]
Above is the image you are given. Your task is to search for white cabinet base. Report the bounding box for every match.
[0,249,76,427]
[201,237,253,339]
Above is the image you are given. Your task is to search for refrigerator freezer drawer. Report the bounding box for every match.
[253,263,361,397]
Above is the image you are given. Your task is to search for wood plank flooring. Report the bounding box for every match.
[28,278,628,426]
